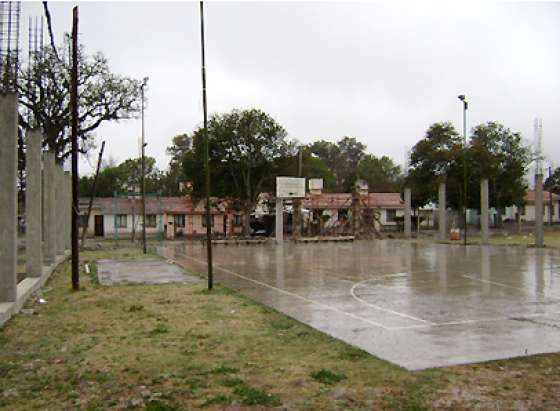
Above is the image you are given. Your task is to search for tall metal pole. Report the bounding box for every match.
[200,1,213,289]
[459,95,468,246]
[71,6,79,290]
[141,78,148,254]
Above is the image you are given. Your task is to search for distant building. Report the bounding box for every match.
[302,192,404,231]
[78,196,244,239]
[504,190,560,223]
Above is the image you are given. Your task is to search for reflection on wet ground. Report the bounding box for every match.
[157,240,560,370]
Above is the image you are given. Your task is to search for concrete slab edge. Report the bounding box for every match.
[0,251,70,328]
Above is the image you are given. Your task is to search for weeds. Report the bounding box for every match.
[311,369,347,385]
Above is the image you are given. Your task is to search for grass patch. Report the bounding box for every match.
[310,369,347,385]
[201,394,232,407]
[270,317,295,331]
[148,323,169,336]
[337,345,370,361]
[1,246,560,410]
[145,400,186,411]
[221,377,245,388]
[209,365,239,375]
[232,383,282,406]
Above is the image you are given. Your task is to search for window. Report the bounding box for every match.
[174,214,185,227]
[233,215,242,226]
[202,215,215,227]
[146,214,157,228]
[115,214,127,228]
[386,209,397,222]
[78,214,89,228]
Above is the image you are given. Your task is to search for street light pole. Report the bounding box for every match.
[141,77,148,254]
[458,94,468,246]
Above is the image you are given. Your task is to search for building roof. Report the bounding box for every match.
[78,196,235,215]
[525,190,560,205]
[302,192,404,209]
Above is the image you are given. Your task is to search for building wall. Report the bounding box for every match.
[517,203,560,223]
[81,211,165,237]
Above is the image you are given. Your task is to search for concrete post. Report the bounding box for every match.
[535,173,544,248]
[43,151,56,264]
[438,182,446,242]
[0,93,18,302]
[293,198,301,239]
[65,171,71,250]
[26,130,43,277]
[480,179,489,245]
[404,188,411,238]
[56,165,65,255]
[275,198,283,243]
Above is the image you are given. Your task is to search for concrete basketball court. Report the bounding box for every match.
[158,240,560,370]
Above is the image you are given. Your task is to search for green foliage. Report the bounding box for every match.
[359,154,403,192]
[79,155,169,197]
[406,122,463,209]
[406,121,530,211]
[469,122,530,211]
[194,109,292,202]
[309,137,366,192]
[310,369,347,385]
[545,168,560,194]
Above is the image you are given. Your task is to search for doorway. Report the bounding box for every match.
[94,215,104,236]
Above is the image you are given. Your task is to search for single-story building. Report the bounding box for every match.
[78,196,245,239]
[302,192,404,229]
[504,190,560,223]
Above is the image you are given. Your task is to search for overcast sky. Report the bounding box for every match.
[21,1,560,175]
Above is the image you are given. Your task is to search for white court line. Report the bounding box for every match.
[392,310,560,330]
[173,251,392,330]
[462,275,560,300]
[349,277,435,325]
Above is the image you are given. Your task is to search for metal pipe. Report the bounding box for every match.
[71,6,79,290]
[200,1,213,289]
[141,78,148,254]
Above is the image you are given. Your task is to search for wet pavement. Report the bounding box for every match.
[157,240,560,370]
[97,258,200,285]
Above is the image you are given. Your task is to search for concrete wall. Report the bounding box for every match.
[80,211,165,237]
[520,203,560,223]
[0,93,18,302]
[79,211,240,238]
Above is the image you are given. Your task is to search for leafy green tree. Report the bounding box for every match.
[469,122,530,219]
[358,154,403,192]
[545,168,560,194]
[309,137,366,192]
[164,133,193,196]
[79,156,161,197]
[407,122,464,208]
[181,109,293,233]
[18,38,142,162]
